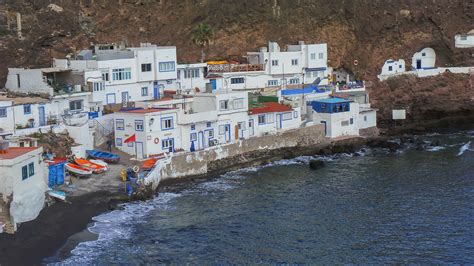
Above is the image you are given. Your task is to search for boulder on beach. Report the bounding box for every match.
[309,160,325,170]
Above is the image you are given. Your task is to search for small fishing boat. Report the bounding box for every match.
[90,159,108,169]
[86,150,120,164]
[47,190,66,201]
[75,158,107,173]
[66,163,93,177]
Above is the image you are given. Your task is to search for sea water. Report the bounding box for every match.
[52,131,474,264]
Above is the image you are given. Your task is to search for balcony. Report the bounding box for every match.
[208,63,265,73]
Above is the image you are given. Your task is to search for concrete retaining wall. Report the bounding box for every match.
[145,124,326,190]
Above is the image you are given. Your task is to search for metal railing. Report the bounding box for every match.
[208,63,265,73]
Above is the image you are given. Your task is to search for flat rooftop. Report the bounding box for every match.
[0,147,40,160]
[0,96,49,105]
[118,108,175,114]
[249,102,292,115]
[315,97,351,104]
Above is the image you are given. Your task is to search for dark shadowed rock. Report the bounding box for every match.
[309,160,325,170]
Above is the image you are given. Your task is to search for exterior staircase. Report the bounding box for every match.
[0,199,15,234]
[91,119,114,147]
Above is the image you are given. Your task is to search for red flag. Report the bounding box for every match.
[124,134,136,143]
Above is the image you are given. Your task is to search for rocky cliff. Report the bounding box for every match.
[0,0,473,126]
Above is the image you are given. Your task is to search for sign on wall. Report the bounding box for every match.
[392,110,406,120]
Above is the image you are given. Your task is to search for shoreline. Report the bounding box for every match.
[0,119,472,265]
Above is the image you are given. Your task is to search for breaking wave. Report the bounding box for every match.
[457,141,472,156]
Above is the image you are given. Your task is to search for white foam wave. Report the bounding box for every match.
[56,192,181,265]
[457,141,471,156]
[426,146,446,152]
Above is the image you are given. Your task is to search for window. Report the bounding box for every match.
[271,60,279,66]
[116,119,124,130]
[266,114,275,123]
[230,77,244,84]
[460,35,467,41]
[93,82,105,91]
[162,138,174,151]
[220,100,229,110]
[141,63,152,72]
[161,117,173,130]
[208,130,214,138]
[101,69,109,81]
[0,107,7,117]
[184,68,200,79]
[28,162,34,177]
[311,53,316,60]
[23,104,31,114]
[319,53,324,59]
[116,138,123,146]
[350,118,354,124]
[388,66,393,71]
[282,112,292,120]
[69,100,83,111]
[159,62,176,72]
[422,52,426,56]
[190,133,197,141]
[364,115,367,122]
[112,68,132,81]
[399,65,402,69]
[233,99,244,109]
[206,122,212,128]
[289,78,299,84]
[191,124,195,130]
[258,114,266,125]
[291,59,298,66]
[135,120,144,131]
[141,87,148,96]
[219,125,226,135]
[22,165,28,180]
[268,80,278,86]
[127,142,134,147]
[293,111,298,118]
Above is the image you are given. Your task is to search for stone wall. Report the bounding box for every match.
[145,124,326,190]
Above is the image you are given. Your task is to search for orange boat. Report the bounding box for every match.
[66,163,92,177]
[75,158,107,174]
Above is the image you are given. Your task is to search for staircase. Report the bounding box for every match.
[0,200,15,234]
[91,119,114,147]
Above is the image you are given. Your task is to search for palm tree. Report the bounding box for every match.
[192,23,214,63]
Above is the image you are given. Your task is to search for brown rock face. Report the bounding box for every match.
[0,0,473,128]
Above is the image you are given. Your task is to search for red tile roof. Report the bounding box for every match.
[249,102,293,115]
[119,108,175,114]
[0,147,41,160]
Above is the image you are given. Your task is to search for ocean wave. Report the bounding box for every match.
[457,141,471,156]
[56,192,181,265]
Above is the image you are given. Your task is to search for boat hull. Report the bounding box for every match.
[86,150,120,164]
[66,163,93,177]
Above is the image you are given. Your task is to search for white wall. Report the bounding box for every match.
[380,59,406,75]
[412,47,436,70]
[358,109,377,130]
[5,69,53,95]
[177,63,208,92]
[312,102,359,138]
[249,109,301,137]
[455,34,474,48]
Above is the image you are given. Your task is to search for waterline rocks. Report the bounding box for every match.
[309,160,325,170]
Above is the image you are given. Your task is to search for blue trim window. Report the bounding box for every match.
[28,162,34,177]
[190,133,197,141]
[159,62,176,72]
[116,138,123,146]
[219,125,226,135]
[22,165,28,180]
[127,142,134,147]
[266,114,275,124]
[230,77,244,84]
[191,124,195,131]
[208,129,214,138]
[116,119,125,130]
[268,80,278,86]
[258,114,266,125]
[106,93,116,104]
[135,120,144,131]
[24,104,31,114]
[112,68,132,81]
[206,122,211,128]
[282,112,292,121]
[141,87,148,96]
[162,138,174,151]
[161,117,173,130]
[0,107,7,117]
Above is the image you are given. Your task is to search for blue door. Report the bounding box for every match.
[416,59,422,69]
[38,106,46,126]
[153,86,159,100]
[48,163,65,187]
[210,79,217,91]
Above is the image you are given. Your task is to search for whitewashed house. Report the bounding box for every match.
[248,102,301,137]
[308,98,359,138]
[0,143,47,234]
[380,59,406,76]
[412,47,436,70]
[455,30,474,48]
[177,63,209,93]
[113,108,181,158]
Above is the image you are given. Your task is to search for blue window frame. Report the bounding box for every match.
[190,133,197,141]
[116,138,123,146]
[141,87,148,96]
[135,120,144,131]
[162,138,174,151]
[23,104,31,114]
[161,117,174,130]
[21,165,28,180]
[258,114,266,125]
[0,107,6,117]
[231,77,244,84]
[191,124,195,131]
[28,162,34,177]
[127,142,134,147]
[159,62,176,72]
[106,93,116,104]
[206,122,211,128]
[116,119,125,130]
[112,68,132,81]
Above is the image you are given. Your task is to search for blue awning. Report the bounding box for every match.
[305,67,327,72]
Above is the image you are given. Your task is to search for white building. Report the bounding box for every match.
[248,102,301,137]
[177,63,209,93]
[412,47,436,70]
[0,143,47,234]
[455,30,474,48]
[113,108,181,158]
[380,59,406,76]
